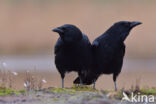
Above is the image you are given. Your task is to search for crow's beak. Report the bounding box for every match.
[52,27,64,34]
[130,21,142,28]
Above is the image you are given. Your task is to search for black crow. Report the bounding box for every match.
[74,21,142,90]
[53,24,93,88]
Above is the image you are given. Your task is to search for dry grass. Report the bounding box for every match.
[0,69,47,91]
[0,70,156,90]
[0,69,156,91]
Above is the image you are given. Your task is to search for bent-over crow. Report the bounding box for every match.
[74,21,142,90]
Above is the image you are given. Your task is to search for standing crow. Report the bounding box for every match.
[53,24,93,88]
[74,21,142,90]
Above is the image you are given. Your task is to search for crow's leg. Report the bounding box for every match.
[114,81,117,91]
[93,80,96,89]
[113,74,118,91]
[80,78,82,85]
[78,72,83,85]
[62,78,64,88]
[60,73,65,88]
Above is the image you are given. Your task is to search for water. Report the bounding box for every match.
[0,55,156,72]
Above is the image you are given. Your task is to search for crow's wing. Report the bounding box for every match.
[92,33,107,49]
[92,34,115,64]
[82,33,91,46]
[92,39,100,49]
[54,37,63,54]
[121,43,126,57]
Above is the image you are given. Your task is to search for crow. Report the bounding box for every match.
[74,21,142,90]
[53,24,93,88]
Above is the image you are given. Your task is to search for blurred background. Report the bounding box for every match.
[0,0,156,90]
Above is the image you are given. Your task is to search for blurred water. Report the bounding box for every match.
[122,59,156,72]
[0,55,155,72]
[0,55,55,72]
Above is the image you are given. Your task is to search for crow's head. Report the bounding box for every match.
[53,24,82,43]
[109,21,142,41]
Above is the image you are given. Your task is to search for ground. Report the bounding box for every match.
[0,86,156,104]
[0,89,118,104]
